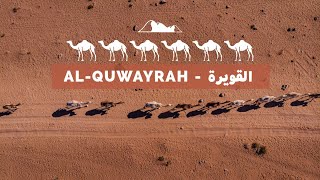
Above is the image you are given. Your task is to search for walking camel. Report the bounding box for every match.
[161,40,191,61]
[193,40,222,61]
[2,103,21,112]
[129,40,159,61]
[66,40,96,61]
[100,101,124,108]
[143,101,172,110]
[98,40,128,61]
[227,99,254,107]
[224,40,253,61]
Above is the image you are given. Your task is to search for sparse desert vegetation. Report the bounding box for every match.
[246,142,267,156]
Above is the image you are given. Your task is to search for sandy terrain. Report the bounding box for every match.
[0,0,319,179]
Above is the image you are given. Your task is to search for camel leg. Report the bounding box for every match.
[144,49,147,61]
[215,50,219,61]
[238,49,241,61]
[234,51,238,61]
[247,49,250,61]
[187,49,191,61]
[112,51,116,61]
[81,51,84,61]
[172,51,175,61]
[175,51,179,61]
[77,51,81,61]
[156,50,159,61]
[184,50,188,61]
[203,51,206,61]
[120,50,124,61]
[250,49,254,61]
[109,51,112,61]
[93,49,97,61]
[219,50,222,61]
[207,50,211,62]
[152,50,156,61]
[140,50,143,61]
[125,51,128,61]
[121,48,128,61]
[89,50,93,61]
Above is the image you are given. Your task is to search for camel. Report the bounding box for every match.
[228,99,254,107]
[253,96,276,105]
[259,96,276,102]
[224,40,253,61]
[3,103,21,112]
[100,101,124,108]
[98,40,128,61]
[204,101,230,109]
[143,101,172,110]
[281,92,302,99]
[66,100,92,110]
[66,40,96,61]
[173,102,201,111]
[129,40,159,61]
[161,40,191,61]
[192,40,222,61]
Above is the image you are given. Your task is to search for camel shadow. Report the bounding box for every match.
[290,100,309,107]
[85,108,108,116]
[237,104,260,112]
[211,108,232,115]
[158,111,180,119]
[52,108,77,118]
[264,101,284,108]
[0,111,12,117]
[291,93,319,107]
[127,109,153,119]
[186,109,207,118]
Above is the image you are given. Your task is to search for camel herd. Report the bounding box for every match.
[67,39,253,62]
[0,92,318,118]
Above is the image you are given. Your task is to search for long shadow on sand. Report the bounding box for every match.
[52,108,76,118]
[128,109,153,119]
[264,101,284,108]
[0,111,12,117]
[85,108,108,116]
[237,104,260,112]
[291,93,319,107]
[291,100,309,107]
[186,109,206,118]
[211,108,231,115]
[158,111,180,119]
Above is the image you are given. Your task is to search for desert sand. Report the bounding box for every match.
[0,0,319,179]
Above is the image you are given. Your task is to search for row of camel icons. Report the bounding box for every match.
[66,39,254,62]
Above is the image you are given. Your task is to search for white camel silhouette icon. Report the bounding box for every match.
[161,40,191,61]
[98,40,128,61]
[129,40,159,61]
[224,40,253,61]
[66,40,96,61]
[193,40,222,61]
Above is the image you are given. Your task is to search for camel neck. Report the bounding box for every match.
[162,42,171,50]
[194,42,203,49]
[68,42,78,49]
[131,42,140,49]
[226,42,235,50]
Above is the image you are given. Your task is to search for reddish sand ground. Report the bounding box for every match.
[0,0,319,179]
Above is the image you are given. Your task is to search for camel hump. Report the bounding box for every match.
[145,40,151,43]
[114,40,120,43]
